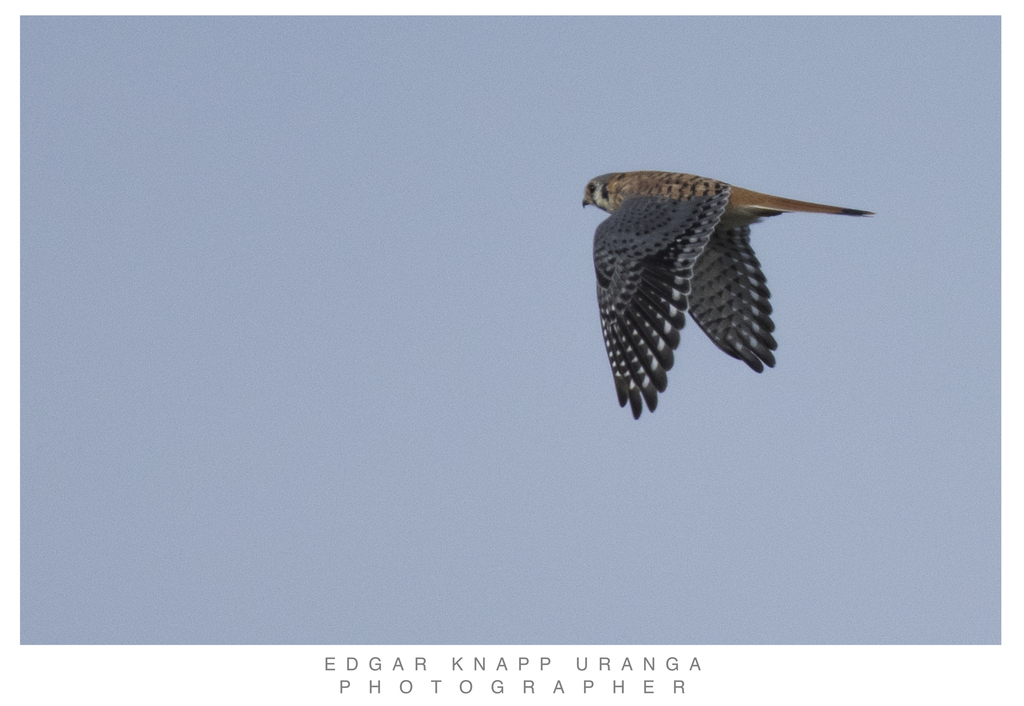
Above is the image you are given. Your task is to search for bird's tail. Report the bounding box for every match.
[729,186,874,217]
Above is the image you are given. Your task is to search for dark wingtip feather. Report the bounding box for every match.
[615,379,629,408]
[629,388,643,419]
[840,208,874,216]
[743,355,765,374]
[639,384,658,413]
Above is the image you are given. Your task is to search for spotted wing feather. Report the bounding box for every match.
[594,191,730,418]
[688,225,778,372]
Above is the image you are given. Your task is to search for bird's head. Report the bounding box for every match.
[583,173,616,212]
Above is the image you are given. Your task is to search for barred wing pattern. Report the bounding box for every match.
[593,191,730,418]
[688,225,778,373]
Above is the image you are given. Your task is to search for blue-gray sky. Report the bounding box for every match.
[21,16,999,644]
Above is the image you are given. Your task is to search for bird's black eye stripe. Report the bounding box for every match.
[601,183,609,201]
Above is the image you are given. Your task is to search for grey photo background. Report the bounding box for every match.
[21,17,999,644]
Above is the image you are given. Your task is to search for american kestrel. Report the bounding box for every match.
[583,170,872,419]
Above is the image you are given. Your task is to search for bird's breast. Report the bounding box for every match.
[718,201,775,229]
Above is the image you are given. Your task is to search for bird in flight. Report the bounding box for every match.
[583,170,872,419]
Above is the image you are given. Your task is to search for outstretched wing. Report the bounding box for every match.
[688,225,778,373]
[594,191,730,418]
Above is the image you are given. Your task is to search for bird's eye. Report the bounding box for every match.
[588,184,595,193]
